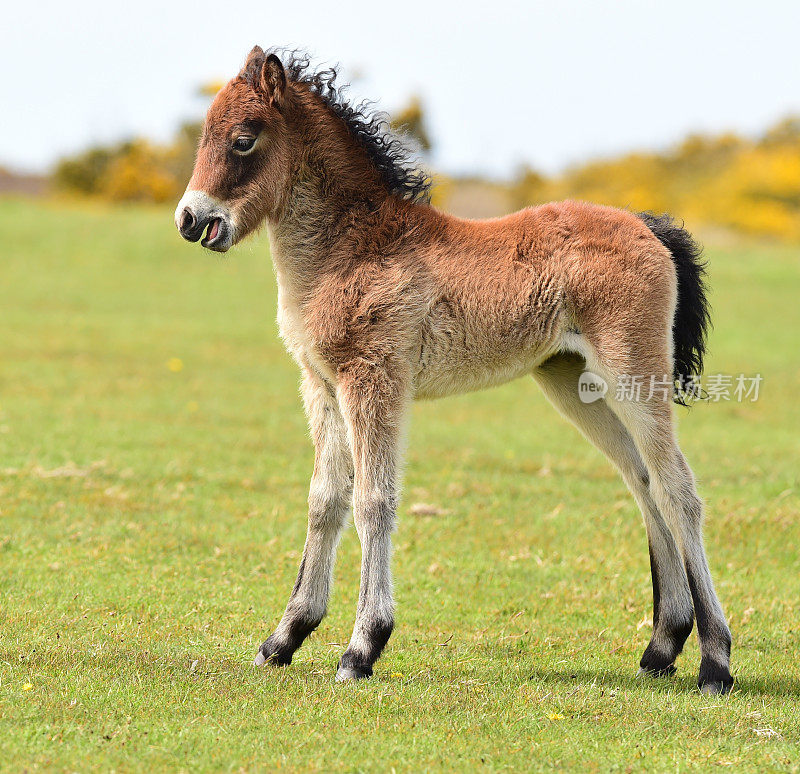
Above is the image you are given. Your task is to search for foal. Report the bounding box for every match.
[176,46,733,693]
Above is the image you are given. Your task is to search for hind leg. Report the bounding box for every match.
[534,354,694,676]
[626,412,732,693]
[591,359,733,694]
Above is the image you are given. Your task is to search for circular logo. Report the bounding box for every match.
[578,371,608,403]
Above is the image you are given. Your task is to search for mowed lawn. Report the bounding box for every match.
[1,197,799,772]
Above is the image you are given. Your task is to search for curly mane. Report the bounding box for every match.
[243,49,432,204]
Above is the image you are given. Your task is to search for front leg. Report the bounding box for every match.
[255,363,352,667]
[335,359,409,681]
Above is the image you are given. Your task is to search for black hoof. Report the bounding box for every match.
[639,642,679,677]
[698,661,734,695]
[335,664,372,681]
[638,663,677,678]
[335,651,373,682]
[253,634,294,667]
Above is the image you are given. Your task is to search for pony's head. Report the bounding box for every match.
[175,46,293,251]
[176,46,432,252]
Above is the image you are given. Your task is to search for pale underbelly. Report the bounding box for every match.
[413,343,556,400]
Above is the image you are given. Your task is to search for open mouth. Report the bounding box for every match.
[203,218,220,244]
[200,217,230,251]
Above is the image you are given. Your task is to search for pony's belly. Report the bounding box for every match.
[412,294,561,399]
[413,341,553,399]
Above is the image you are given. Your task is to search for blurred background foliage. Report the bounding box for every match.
[52,123,201,204]
[390,96,432,153]
[502,117,800,241]
[45,86,800,241]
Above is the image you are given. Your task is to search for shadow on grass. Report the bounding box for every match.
[525,666,800,698]
[730,673,800,699]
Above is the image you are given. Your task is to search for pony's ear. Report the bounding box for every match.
[241,45,265,85]
[261,54,287,108]
[244,45,265,69]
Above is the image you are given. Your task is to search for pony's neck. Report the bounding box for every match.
[267,94,397,293]
[293,92,389,208]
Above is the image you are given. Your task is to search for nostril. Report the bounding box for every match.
[180,207,196,232]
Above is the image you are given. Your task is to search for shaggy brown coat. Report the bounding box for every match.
[175,46,733,693]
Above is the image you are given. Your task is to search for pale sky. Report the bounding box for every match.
[3,0,799,178]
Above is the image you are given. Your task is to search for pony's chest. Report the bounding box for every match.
[276,287,305,350]
[276,287,323,366]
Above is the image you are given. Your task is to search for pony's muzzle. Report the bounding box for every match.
[175,190,235,252]
[177,206,202,241]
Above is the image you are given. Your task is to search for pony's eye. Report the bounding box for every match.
[232,136,256,154]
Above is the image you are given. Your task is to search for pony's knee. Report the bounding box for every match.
[308,482,351,530]
[648,474,704,537]
[352,490,397,537]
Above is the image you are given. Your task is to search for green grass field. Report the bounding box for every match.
[1,197,799,771]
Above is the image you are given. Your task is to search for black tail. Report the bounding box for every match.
[637,212,711,405]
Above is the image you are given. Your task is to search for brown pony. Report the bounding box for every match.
[176,46,733,693]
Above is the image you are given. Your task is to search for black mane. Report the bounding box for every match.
[244,49,432,204]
